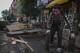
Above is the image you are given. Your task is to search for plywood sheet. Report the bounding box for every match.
[6,24,25,32]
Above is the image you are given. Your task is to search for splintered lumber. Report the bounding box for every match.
[18,36,34,52]
[11,37,27,44]
[7,28,43,35]
[6,24,25,32]
[23,28,43,33]
[11,37,33,52]
[7,31,24,35]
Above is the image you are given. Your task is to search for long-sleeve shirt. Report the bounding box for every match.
[48,13,69,30]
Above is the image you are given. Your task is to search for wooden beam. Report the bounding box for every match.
[19,36,34,53]
[11,37,33,53]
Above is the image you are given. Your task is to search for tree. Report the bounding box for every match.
[1,9,15,21]
[20,0,41,19]
[1,9,9,19]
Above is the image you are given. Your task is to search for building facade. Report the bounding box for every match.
[9,0,20,18]
[37,0,51,6]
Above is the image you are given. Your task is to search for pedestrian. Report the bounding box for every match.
[49,4,69,52]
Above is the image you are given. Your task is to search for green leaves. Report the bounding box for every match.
[20,0,40,18]
[1,9,9,17]
[1,9,15,20]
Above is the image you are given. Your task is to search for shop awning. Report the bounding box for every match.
[46,0,68,8]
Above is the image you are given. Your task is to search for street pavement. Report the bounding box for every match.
[0,32,80,53]
[0,33,27,53]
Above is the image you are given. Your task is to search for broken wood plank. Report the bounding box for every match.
[24,28,42,33]
[18,36,34,52]
[11,37,33,53]
[6,26,13,32]
[7,31,24,35]
[6,24,25,32]
[6,28,44,36]
[11,37,27,44]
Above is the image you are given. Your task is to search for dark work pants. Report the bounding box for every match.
[50,24,62,48]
